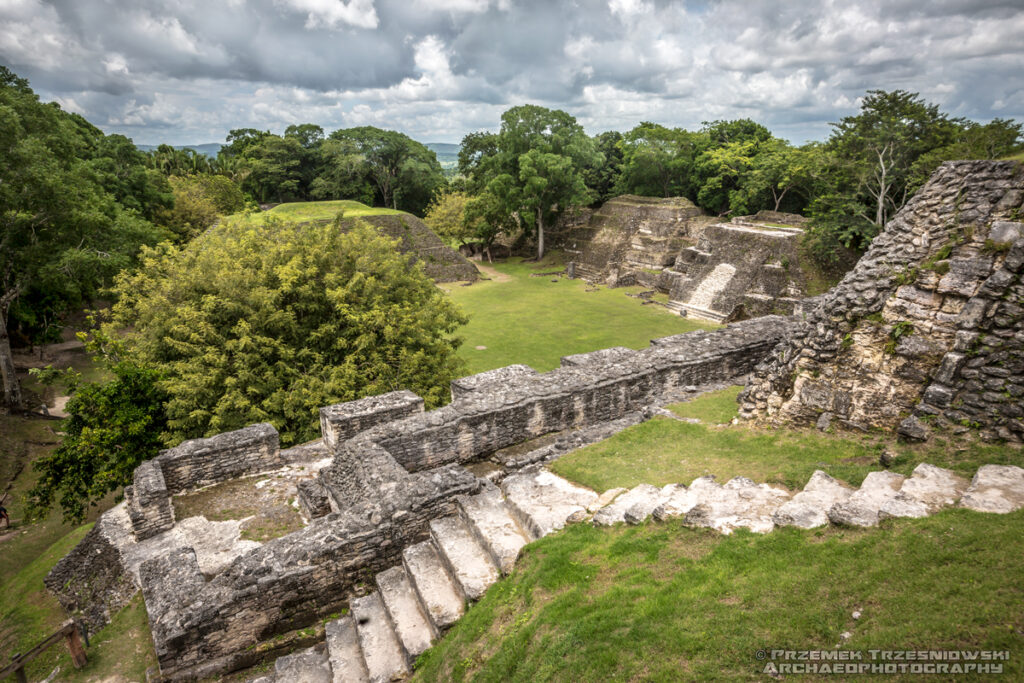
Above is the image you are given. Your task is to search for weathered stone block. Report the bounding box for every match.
[320,392,423,449]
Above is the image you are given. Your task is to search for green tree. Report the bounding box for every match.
[327,127,446,214]
[237,134,307,202]
[826,90,961,233]
[0,66,162,409]
[160,174,246,241]
[310,136,375,204]
[106,218,467,445]
[27,351,168,523]
[424,191,476,247]
[584,130,624,203]
[465,105,601,259]
[614,122,704,198]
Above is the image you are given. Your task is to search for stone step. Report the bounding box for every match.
[457,487,531,575]
[665,300,730,323]
[402,540,465,631]
[592,483,668,526]
[652,477,719,521]
[375,565,436,658]
[429,516,500,602]
[325,616,370,683]
[879,463,969,520]
[828,471,906,527]
[959,464,1024,513]
[773,470,855,529]
[274,646,333,683]
[682,476,789,534]
[501,470,599,539]
[350,592,410,682]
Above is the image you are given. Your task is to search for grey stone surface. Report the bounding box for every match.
[879,463,969,519]
[741,161,1024,443]
[375,566,435,658]
[457,487,530,575]
[320,391,423,450]
[592,484,665,526]
[652,479,717,521]
[828,471,906,527]
[773,470,854,529]
[351,592,410,682]
[402,541,464,631]
[501,470,599,539]
[959,464,1024,513]
[158,422,280,494]
[325,616,369,683]
[274,647,332,683]
[683,476,790,534]
[429,516,500,602]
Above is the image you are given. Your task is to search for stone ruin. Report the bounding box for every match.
[40,160,1024,680]
[741,160,1024,443]
[45,315,797,681]
[565,195,811,322]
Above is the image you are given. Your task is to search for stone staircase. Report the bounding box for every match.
[251,471,598,682]
[252,463,1023,681]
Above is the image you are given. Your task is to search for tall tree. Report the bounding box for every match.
[829,90,961,229]
[105,218,467,444]
[465,105,600,259]
[328,127,445,214]
[0,67,162,409]
[614,122,704,199]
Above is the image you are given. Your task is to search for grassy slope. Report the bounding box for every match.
[413,510,1024,682]
[551,387,1018,492]
[415,389,1023,681]
[225,200,404,226]
[441,256,716,376]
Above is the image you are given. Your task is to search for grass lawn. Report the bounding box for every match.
[225,200,404,226]
[550,388,1019,493]
[441,255,717,376]
[412,509,1024,682]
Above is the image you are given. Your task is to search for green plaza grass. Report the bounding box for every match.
[550,387,1019,493]
[412,509,1024,682]
[441,255,716,376]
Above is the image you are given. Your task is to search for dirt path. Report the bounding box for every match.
[473,263,512,283]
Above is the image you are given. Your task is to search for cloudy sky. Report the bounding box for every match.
[2,0,1023,146]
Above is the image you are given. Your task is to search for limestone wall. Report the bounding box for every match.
[741,160,1024,442]
[664,219,806,322]
[157,422,280,493]
[565,195,704,283]
[43,514,137,634]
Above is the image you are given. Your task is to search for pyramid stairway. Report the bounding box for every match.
[252,463,1023,682]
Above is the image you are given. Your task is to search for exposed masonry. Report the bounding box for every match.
[45,315,797,681]
[741,161,1024,442]
[565,196,810,323]
[251,462,1024,682]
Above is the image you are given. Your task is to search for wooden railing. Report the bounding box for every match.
[1,620,87,682]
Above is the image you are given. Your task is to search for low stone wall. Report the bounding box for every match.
[157,422,280,494]
[321,316,797,485]
[320,390,424,449]
[142,466,479,679]
[125,461,174,541]
[43,515,137,634]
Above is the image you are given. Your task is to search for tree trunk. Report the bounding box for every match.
[535,207,546,260]
[0,310,23,412]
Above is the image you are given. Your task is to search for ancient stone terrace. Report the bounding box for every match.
[46,315,798,680]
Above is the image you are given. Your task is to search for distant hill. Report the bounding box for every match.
[136,143,222,157]
[425,142,459,172]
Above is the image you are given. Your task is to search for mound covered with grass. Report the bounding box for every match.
[226,200,479,283]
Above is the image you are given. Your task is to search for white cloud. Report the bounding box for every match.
[278,0,380,30]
